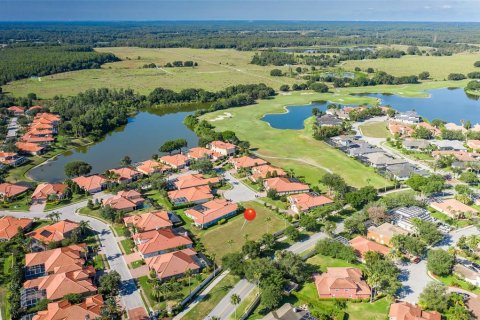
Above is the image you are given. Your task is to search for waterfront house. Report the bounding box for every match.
[72,175,107,194]
[393,110,421,124]
[16,141,46,155]
[108,167,141,183]
[316,114,343,127]
[136,159,169,176]
[208,140,237,157]
[160,154,189,169]
[0,152,27,167]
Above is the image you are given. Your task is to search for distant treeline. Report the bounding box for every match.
[306,71,420,87]
[0,21,479,52]
[251,48,407,67]
[0,45,119,85]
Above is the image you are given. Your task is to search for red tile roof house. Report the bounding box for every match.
[72,175,108,194]
[249,164,287,183]
[185,198,239,229]
[102,190,145,212]
[430,198,478,219]
[263,177,310,196]
[0,182,29,200]
[8,105,25,116]
[136,159,170,176]
[123,211,173,232]
[0,216,33,241]
[208,140,237,157]
[24,244,87,279]
[0,151,27,167]
[33,294,103,320]
[21,267,97,308]
[168,185,214,206]
[389,302,441,320]
[133,228,193,259]
[187,147,216,161]
[27,220,80,250]
[314,267,371,300]
[230,156,267,170]
[172,173,221,190]
[16,141,46,156]
[31,183,67,203]
[145,248,201,281]
[160,154,189,169]
[287,192,334,214]
[108,167,142,183]
[349,236,390,261]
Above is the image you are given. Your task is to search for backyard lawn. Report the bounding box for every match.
[202,91,394,189]
[359,121,392,138]
[199,201,287,263]
[120,239,135,254]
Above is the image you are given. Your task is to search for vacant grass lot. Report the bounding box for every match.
[203,91,391,189]
[3,47,300,98]
[359,121,392,138]
[343,53,480,81]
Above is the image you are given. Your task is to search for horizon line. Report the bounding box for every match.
[1,19,480,23]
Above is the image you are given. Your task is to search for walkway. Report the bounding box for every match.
[0,194,146,313]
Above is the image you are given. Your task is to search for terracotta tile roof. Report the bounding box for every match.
[8,106,25,113]
[33,294,103,320]
[467,140,480,150]
[23,267,96,301]
[417,122,441,136]
[0,182,29,198]
[388,121,415,136]
[185,199,238,226]
[250,164,287,181]
[264,177,310,194]
[29,106,44,111]
[103,190,145,211]
[16,142,45,154]
[230,156,267,169]
[133,229,192,256]
[27,220,80,244]
[209,140,236,151]
[160,154,189,168]
[168,186,214,204]
[174,173,221,190]
[32,183,67,200]
[136,160,169,175]
[349,236,390,259]
[72,175,107,192]
[145,248,200,280]
[389,302,441,320]
[108,167,140,181]
[25,244,87,274]
[187,147,214,160]
[34,113,61,123]
[288,193,333,212]
[432,150,478,162]
[21,134,55,143]
[124,211,173,232]
[0,216,32,240]
[445,123,467,132]
[430,198,477,217]
[368,223,408,240]
[314,267,371,298]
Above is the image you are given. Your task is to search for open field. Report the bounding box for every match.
[203,91,393,189]
[343,53,480,81]
[3,47,300,98]
[359,121,392,138]
[199,201,286,262]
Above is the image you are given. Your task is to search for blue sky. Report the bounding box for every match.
[1,0,480,22]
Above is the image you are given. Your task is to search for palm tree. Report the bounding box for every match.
[230,293,241,319]
[184,269,193,294]
[78,220,90,236]
[265,217,272,234]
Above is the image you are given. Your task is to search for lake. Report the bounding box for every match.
[29,107,200,182]
[261,88,480,130]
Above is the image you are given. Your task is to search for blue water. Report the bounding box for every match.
[261,88,480,130]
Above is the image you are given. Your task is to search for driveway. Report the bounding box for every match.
[223,171,259,202]
[398,260,432,303]
[0,194,146,313]
[29,201,46,212]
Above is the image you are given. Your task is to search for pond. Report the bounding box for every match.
[261,88,480,130]
[29,106,201,182]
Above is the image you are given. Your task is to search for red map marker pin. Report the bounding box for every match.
[244,208,256,221]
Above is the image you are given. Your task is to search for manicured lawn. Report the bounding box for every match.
[131,260,145,269]
[94,254,106,270]
[0,194,31,211]
[429,209,471,229]
[120,239,135,254]
[199,201,287,263]
[78,207,108,222]
[239,178,262,192]
[203,91,393,189]
[3,255,13,276]
[44,193,88,211]
[145,190,173,210]
[113,223,127,237]
[306,254,364,272]
[0,288,10,320]
[183,273,240,320]
[435,274,480,295]
[260,197,289,210]
[359,121,392,138]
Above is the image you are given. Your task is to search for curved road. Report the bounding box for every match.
[0,194,145,313]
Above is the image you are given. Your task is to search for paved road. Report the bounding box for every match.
[0,194,145,312]
[223,171,260,202]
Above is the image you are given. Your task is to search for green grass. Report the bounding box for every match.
[429,209,471,228]
[3,47,300,98]
[131,260,145,269]
[183,274,240,320]
[44,193,88,211]
[94,254,106,270]
[3,255,13,276]
[198,201,287,263]
[260,197,289,210]
[0,288,10,320]
[359,121,392,138]
[145,190,173,210]
[435,274,480,295]
[342,52,480,81]
[113,224,127,237]
[203,91,392,189]
[306,254,363,272]
[230,287,259,320]
[120,239,135,254]
[0,194,31,211]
